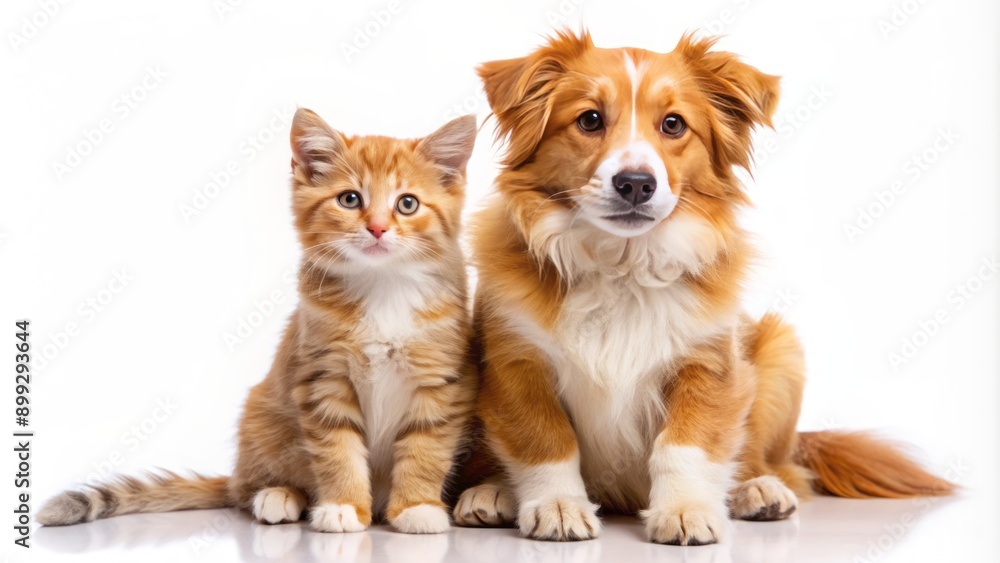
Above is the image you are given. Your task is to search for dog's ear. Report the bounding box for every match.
[676,33,780,173]
[478,30,592,167]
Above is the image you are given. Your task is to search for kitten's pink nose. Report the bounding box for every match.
[367,224,386,239]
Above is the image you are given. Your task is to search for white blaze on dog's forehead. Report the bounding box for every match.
[623,52,646,141]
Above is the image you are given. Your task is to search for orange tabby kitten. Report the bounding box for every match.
[38,109,479,534]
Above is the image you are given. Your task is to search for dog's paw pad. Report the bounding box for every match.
[729,476,798,521]
[641,504,726,545]
[518,496,600,541]
[454,483,517,527]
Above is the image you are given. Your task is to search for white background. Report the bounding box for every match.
[2,0,997,562]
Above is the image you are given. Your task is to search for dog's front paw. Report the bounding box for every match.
[390,503,450,534]
[728,476,798,521]
[309,503,368,533]
[453,483,517,527]
[641,504,726,546]
[518,497,600,541]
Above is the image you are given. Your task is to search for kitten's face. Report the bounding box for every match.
[289,110,476,269]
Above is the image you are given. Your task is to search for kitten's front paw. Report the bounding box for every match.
[309,503,368,533]
[729,476,798,521]
[641,504,726,546]
[518,497,600,541]
[453,483,517,527]
[252,487,305,524]
[390,503,450,534]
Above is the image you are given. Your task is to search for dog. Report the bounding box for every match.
[452,31,953,545]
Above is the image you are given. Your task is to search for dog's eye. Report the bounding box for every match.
[337,191,362,209]
[577,110,604,133]
[396,195,419,215]
[661,114,687,137]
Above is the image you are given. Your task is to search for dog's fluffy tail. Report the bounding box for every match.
[796,431,954,498]
[37,472,231,526]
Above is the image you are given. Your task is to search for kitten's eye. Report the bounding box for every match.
[337,191,362,209]
[396,195,419,215]
[661,114,687,137]
[577,110,604,133]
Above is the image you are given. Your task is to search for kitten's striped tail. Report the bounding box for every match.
[37,472,231,526]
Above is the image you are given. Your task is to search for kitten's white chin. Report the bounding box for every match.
[362,244,390,257]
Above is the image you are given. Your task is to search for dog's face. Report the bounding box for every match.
[479,31,779,240]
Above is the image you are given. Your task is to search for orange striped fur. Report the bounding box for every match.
[454,31,952,545]
[38,109,479,535]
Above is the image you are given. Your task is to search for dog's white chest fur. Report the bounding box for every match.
[509,210,736,505]
[527,269,718,506]
[556,273,702,386]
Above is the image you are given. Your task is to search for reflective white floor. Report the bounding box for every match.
[26,495,994,563]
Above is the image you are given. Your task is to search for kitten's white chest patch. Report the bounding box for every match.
[355,349,413,514]
[345,265,437,514]
[357,291,421,459]
[357,329,415,451]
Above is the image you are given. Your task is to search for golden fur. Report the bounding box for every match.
[38,109,479,535]
[454,31,952,545]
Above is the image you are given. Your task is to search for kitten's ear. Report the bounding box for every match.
[290,108,347,182]
[416,115,477,183]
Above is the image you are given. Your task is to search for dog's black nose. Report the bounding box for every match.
[612,170,656,206]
